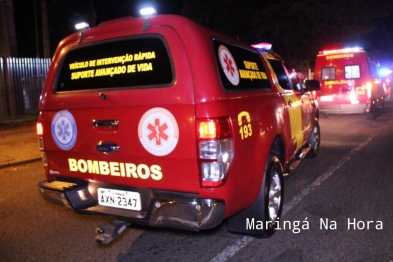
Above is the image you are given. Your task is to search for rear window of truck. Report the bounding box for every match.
[322,67,336,80]
[214,39,271,91]
[56,36,173,92]
[344,65,360,79]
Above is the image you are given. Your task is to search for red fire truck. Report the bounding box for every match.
[314,47,385,115]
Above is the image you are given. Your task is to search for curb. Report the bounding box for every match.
[0,157,41,169]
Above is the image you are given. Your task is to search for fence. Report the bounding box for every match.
[0,57,51,125]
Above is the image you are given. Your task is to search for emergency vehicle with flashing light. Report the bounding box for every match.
[36,13,321,244]
[380,69,393,103]
[313,47,385,115]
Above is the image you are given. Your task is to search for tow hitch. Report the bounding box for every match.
[95,220,131,244]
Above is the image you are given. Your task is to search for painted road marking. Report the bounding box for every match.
[210,130,379,262]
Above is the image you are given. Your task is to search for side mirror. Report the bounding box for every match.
[304,79,321,91]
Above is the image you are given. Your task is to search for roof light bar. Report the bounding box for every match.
[321,47,363,55]
[251,42,272,50]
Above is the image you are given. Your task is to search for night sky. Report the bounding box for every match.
[13,0,183,57]
[11,0,393,68]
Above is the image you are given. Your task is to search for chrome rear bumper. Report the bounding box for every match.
[38,180,226,231]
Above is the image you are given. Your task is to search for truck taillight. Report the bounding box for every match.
[36,122,43,136]
[36,121,48,169]
[366,82,372,99]
[36,122,44,150]
[197,117,234,187]
[349,90,359,104]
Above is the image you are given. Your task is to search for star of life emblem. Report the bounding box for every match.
[138,107,179,156]
[218,45,239,86]
[51,110,77,150]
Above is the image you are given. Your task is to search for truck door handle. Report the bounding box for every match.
[93,119,119,128]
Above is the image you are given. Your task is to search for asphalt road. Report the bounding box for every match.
[1,106,393,261]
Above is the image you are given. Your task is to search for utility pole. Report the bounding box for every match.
[34,0,50,58]
[0,0,18,57]
[34,0,39,57]
[88,0,96,27]
[0,0,18,118]
[40,0,50,58]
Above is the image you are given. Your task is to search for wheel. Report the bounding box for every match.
[385,89,392,103]
[367,99,383,120]
[227,156,284,237]
[390,89,393,103]
[366,103,376,120]
[264,157,284,236]
[307,119,320,158]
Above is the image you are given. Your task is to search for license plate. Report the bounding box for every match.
[98,188,141,211]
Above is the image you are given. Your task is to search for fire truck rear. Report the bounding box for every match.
[314,47,385,116]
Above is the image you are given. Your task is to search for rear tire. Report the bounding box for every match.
[307,119,320,158]
[227,156,284,237]
[264,157,284,236]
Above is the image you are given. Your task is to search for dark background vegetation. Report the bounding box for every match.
[13,0,393,71]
